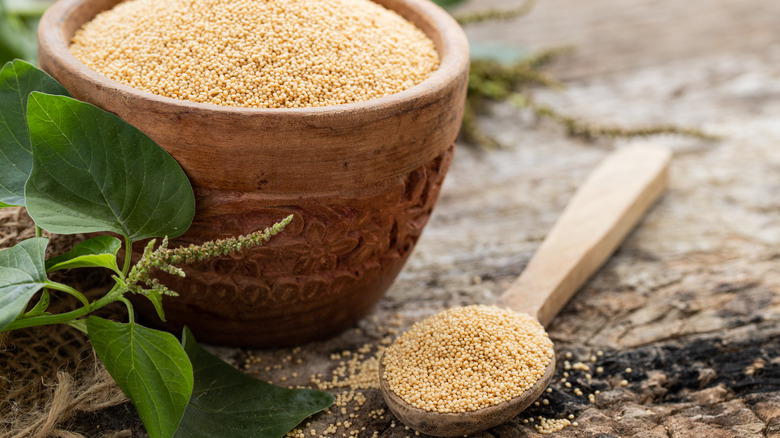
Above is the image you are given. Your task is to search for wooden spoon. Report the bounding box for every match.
[379,145,672,436]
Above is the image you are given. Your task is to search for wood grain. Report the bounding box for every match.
[498,146,671,327]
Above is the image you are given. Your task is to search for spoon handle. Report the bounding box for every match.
[497,145,671,327]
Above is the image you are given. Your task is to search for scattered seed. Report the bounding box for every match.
[572,362,590,371]
[533,417,572,434]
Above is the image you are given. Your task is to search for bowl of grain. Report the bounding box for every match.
[37,0,468,347]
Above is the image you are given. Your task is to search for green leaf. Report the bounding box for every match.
[0,236,48,329]
[175,327,335,438]
[45,235,121,274]
[0,60,68,206]
[431,0,468,7]
[0,200,10,208]
[0,2,38,64]
[87,317,193,438]
[144,290,168,322]
[25,93,195,241]
[22,287,48,317]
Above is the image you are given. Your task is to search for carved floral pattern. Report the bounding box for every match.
[138,144,454,344]
[288,221,359,275]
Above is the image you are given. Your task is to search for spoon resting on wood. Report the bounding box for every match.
[379,145,672,436]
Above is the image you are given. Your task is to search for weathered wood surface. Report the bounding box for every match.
[65,0,780,436]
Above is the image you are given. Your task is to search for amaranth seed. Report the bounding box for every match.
[70,0,439,108]
[382,305,554,413]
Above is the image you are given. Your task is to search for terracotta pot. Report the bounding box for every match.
[37,0,469,347]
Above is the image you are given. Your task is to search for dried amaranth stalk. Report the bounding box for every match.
[515,95,719,141]
[457,3,717,147]
[454,0,537,26]
[462,47,569,146]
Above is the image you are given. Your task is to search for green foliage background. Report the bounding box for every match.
[0,0,51,65]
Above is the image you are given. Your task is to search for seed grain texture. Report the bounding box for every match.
[382,305,555,413]
[70,0,440,108]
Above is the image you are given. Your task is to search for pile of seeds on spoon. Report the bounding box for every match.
[69,0,440,108]
[382,305,554,413]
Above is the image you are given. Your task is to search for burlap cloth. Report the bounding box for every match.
[0,207,128,438]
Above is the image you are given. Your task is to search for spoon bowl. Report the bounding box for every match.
[379,355,556,436]
[379,145,672,436]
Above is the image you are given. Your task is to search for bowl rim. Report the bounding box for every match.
[37,0,470,117]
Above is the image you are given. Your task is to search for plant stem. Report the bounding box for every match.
[521,97,720,141]
[35,225,42,237]
[455,0,536,25]
[122,236,133,277]
[44,281,90,307]
[67,319,88,334]
[1,282,126,331]
[118,296,135,322]
[4,305,90,330]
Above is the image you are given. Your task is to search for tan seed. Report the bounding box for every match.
[70,0,439,109]
[382,305,554,413]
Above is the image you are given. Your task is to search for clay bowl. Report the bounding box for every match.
[37,0,469,347]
